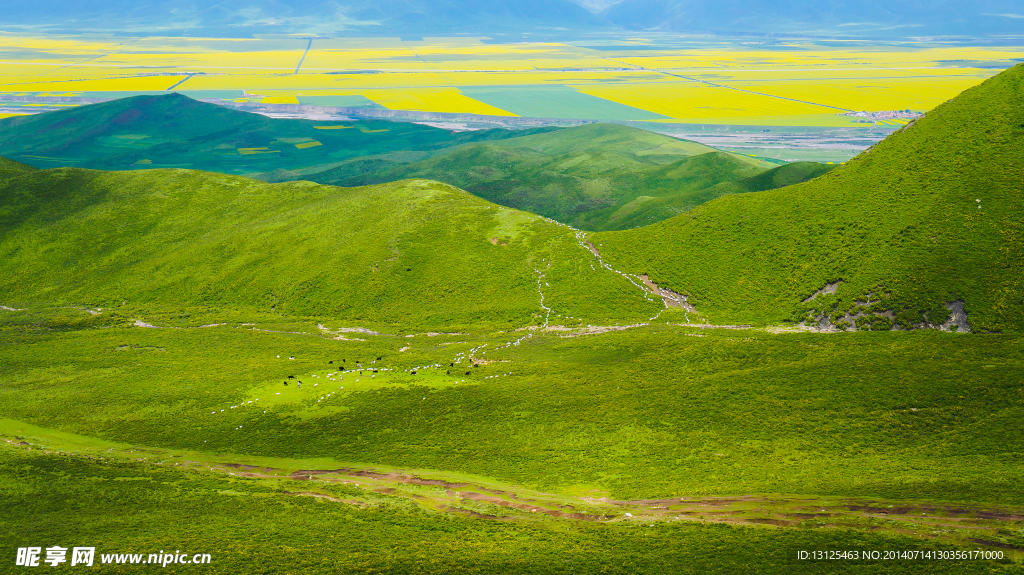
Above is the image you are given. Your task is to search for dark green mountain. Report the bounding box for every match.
[0,94,553,175]
[598,63,1024,332]
[4,99,829,232]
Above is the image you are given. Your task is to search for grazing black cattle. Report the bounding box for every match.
[411,371,417,375]
[288,375,295,379]
[329,360,334,364]
[283,382,288,386]
[473,363,479,368]
[376,356,382,361]
[465,371,471,376]
[450,362,454,367]
[372,369,378,373]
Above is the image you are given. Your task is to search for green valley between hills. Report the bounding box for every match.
[0,93,832,232]
[1,65,1023,575]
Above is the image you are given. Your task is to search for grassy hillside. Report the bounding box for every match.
[0,156,36,180]
[598,63,1024,332]
[307,123,782,231]
[592,160,837,230]
[0,166,660,329]
[0,93,553,175]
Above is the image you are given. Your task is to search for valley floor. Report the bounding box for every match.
[1,305,1022,572]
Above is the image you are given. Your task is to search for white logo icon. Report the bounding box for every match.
[16,547,41,567]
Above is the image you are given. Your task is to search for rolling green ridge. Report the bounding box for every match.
[0,93,554,174]
[305,123,797,231]
[0,167,660,330]
[0,97,827,232]
[598,63,1024,332]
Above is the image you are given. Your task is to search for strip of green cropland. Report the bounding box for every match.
[0,168,660,329]
[597,64,1024,331]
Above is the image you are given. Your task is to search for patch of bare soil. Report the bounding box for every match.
[802,281,842,303]
[639,275,696,312]
[545,323,648,337]
[280,491,366,506]
[224,463,279,473]
[317,324,388,336]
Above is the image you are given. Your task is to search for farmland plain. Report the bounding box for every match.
[0,32,1020,129]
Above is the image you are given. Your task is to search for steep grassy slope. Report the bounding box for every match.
[0,93,553,174]
[308,123,779,231]
[0,167,659,329]
[597,64,1024,332]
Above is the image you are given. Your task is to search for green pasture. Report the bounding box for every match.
[1,307,1021,506]
[459,85,669,121]
[6,448,1012,574]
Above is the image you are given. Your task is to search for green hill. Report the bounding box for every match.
[1,97,818,232]
[0,156,36,180]
[590,160,837,230]
[307,123,782,231]
[597,64,1024,332]
[0,166,660,329]
[0,93,553,175]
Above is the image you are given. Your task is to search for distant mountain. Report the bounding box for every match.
[0,94,553,175]
[0,0,602,34]
[598,63,1024,332]
[603,0,1024,36]
[2,0,1019,35]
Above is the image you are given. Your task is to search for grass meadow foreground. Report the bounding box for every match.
[1,306,1022,573]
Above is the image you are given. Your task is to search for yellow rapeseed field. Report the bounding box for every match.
[0,33,1019,125]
